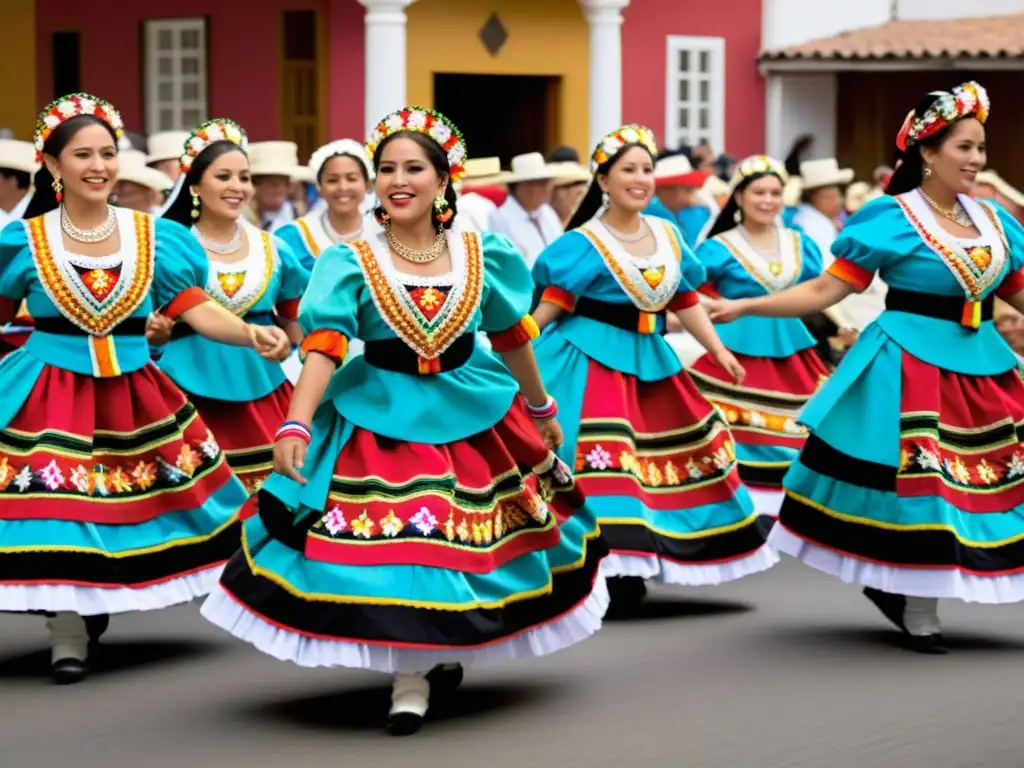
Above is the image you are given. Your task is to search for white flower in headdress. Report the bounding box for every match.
[429,121,451,145]
[620,127,639,144]
[108,111,124,130]
[369,127,384,147]
[205,124,225,142]
[78,99,96,115]
[43,114,61,129]
[188,136,205,153]
[57,100,78,117]
[407,111,428,130]
[34,136,44,151]
[225,124,242,143]
[385,113,404,132]
[448,143,465,165]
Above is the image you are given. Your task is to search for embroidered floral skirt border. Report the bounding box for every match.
[0,363,247,612]
[773,345,1024,603]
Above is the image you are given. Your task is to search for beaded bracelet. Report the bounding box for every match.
[527,396,558,420]
[275,420,312,444]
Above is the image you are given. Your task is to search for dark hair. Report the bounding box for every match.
[371,131,457,230]
[565,143,654,231]
[0,168,31,191]
[886,92,969,197]
[705,171,784,240]
[23,115,119,219]
[547,145,579,163]
[317,153,370,185]
[161,141,246,226]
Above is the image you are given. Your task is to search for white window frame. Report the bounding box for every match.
[143,17,209,133]
[664,35,726,154]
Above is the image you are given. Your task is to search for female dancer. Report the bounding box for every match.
[275,139,373,268]
[157,119,310,509]
[708,81,1024,653]
[531,126,777,613]
[688,155,830,518]
[0,94,290,683]
[201,107,607,735]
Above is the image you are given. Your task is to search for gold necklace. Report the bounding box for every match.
[919,188,973,227]
[385,221,446,263]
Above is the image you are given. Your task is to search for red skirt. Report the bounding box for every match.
[189,381,293,519]
[300,398,574,574]
[0,364,238,523]
[572,359,743,509]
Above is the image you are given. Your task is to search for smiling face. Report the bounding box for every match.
[319,154,370,217]
[599,145,655,215]
[921,117,986,196]
[375,134,448,228]
[737,173,783,227]
[193,147,252,222]
[45,122,118,206]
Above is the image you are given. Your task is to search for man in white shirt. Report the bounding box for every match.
[490,152,562,267]
[457,156,509,232]
[0,140,36,227]
[247,142,309,232]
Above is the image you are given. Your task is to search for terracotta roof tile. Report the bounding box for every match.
[761,13,1024,60]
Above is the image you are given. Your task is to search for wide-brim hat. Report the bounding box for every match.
[549,161,591,187]
[461,156,510,186]
[975,170,1024,209]
[0,139,38,175]
[118,150,174,192]
[146,131,191,164]
[248,141,309,182]
[504,152,557,183]
[799,158,854,190]
[654,154,711,187]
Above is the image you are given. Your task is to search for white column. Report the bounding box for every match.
[579,0,631,149]
[358,0,418,136]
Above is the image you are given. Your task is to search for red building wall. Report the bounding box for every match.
[35,0,364,142]
[621,0,764,158]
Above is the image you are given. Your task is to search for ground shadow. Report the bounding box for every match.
[760,625,1024,654]
[246,680,561,732]
[0,639,220,680]
[607,596,755,622]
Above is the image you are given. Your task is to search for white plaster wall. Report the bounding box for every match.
[896,0,1024,20]
[765,73,836,161]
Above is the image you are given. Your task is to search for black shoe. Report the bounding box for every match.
[386,712,424,736]
[51,657,88,685]
[862,587,908,632]
[84,614,110,645]
[425,663,464,696]
[905,634,947,655]
[606,577,647,618]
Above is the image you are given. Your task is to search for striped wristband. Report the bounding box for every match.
[275,420,312,444]
[527,396,558,420]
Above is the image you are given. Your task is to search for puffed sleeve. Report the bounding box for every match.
[693,237,730,298]
[274,222,316,272]
[296,242,363,365]
[272,235,311,323]
[531,231,600,312]
[652,218,704,311]
[796,230,824,283]
[0,221,30,323]
[152,217,212,319]
[826,196,900,291]
[983,200,1024,299]
[475,232,540,352]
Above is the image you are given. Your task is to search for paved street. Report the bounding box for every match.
[2,559,1023,767]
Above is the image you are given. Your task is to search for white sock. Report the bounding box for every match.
[903,596,941,636]
[46,612,89,664]
[390,673,430,718]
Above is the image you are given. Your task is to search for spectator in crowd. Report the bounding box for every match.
[0,139,35,226]
[972,170,1024,223]
[111,149,174,214]
[246,141,307,231]
[644,149,713,247]
[490,151,561,266]
[457,156,508,231]
[146,130,190,183]
[792,158,852,255]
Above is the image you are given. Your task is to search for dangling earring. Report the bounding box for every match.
[373,206,390,226]
[433,195,453,226]
[190,191,201,220]
[923,166,932,180]
[52,177,63,204]
[733,208,743,224]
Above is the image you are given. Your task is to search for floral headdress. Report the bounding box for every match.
[34,93,124,163]
[309,139,373,181]
[591,125,658,173]
[728,155,788,193]
[180,118,248,173]
[896,81,989,152]
[366,107,467,188]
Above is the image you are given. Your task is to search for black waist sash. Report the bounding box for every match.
[33,317,148,336]
[573,296,666,334]
[363,334,474,374]
[885,288,993,326]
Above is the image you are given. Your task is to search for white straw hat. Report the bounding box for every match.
[118,150,174,192]
[799,158,854,190]
[147,131,191,164]
[462,156,510,186]
[549,161,592,187]
[249,141,309,182]
[504,152,556,183]
[0,140,38,175]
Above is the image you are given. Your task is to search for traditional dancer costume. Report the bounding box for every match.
[158,120,309,508]
[531,126,775,599]
[0,95,249,681]
[689,156,830,518]
[275,139,372,269]
[202,107,607,735]
[746,83,1024,650]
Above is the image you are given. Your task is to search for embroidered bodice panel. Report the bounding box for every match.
[714,225,802,293]
[200,222,276,315]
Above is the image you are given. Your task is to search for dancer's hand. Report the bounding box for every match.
[712,346,746,384]
[535,417,564,451]
[705,298,747,324]
[145,312,174,346]
[251,325,292,362]
[836,328,860,347]
[274,438,308,485]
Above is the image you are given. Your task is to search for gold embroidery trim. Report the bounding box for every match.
[580,226,674,312]
[717,230,802,293]
[223,230,275,317]
[352,231,483,359]
[296,218,320,258]
[30,211,154,336]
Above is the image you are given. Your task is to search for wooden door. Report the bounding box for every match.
[281,10,321,163]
